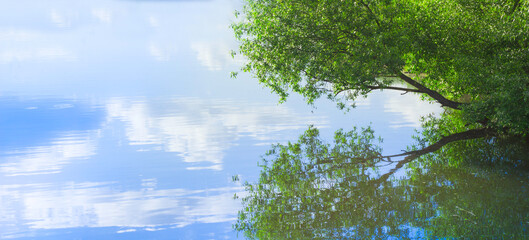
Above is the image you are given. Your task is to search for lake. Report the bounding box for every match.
[1,0,527,239]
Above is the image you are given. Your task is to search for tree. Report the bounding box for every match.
[234,125,529,239]
[232,0,529,135]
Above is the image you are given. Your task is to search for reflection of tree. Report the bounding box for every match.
[234,126,529,239]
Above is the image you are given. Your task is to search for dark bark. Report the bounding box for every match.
[398,73,464,109]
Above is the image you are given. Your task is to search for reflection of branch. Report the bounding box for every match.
[309,128,493,184]
[372,128,493,185]
[456,206,476,217]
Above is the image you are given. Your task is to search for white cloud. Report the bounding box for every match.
[186,165,223,171]
[92,9,112,24]
[0,29,77,64]
[148,16,160,28]
[50,9,78,28]
[148,43,177,62]
[191,42,239,71]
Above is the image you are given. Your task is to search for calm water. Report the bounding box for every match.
[0,0,526,239]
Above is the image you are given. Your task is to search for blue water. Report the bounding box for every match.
[0,0,441,239]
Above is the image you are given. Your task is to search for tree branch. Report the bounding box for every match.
[358,0,381,27]
[302,69,463,110]
[398,73,464,109]
[366,85,423,93]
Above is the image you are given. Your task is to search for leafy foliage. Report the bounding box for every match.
[233,0,529,134]
[234,126,387,239]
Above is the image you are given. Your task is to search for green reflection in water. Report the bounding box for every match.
[234,123,529,239]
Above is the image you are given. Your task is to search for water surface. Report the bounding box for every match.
[2,0,520,239]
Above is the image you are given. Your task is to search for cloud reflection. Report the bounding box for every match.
[0,182,243,238]
[106,97,327,170]
[0,96,325,176]
[0,131,99,176]
[384,90,443,128]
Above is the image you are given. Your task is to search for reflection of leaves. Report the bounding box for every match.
[236,126,390,239]
[236,125,529,239]
[404,160,529,238]
[418,112,529,169]
[232,175,240,182]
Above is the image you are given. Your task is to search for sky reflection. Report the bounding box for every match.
[1,130,99,176]
[0,0,443,238]
[0,96,325,238]
[0,182,243,239]
[0,92,439,238]
[105,97,327,170]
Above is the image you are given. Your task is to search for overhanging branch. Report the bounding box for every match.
[302,69,463,110]
[398,73,464,109]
